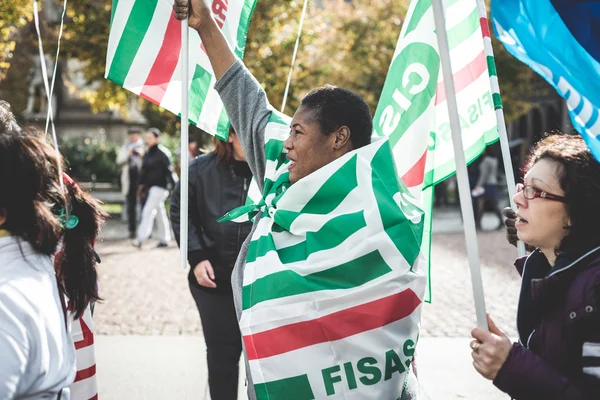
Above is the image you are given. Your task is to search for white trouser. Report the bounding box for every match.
[137,186,171,243]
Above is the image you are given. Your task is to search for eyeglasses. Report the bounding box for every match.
[515,183,567,203]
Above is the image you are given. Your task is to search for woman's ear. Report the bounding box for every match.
[334,126,351,150]
[0,208,6,227]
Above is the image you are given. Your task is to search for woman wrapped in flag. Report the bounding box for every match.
[471,134,600,399]
[174,1,425,399]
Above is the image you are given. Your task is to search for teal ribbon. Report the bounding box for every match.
[58,207,79,230]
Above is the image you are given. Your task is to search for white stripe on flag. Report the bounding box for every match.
[247,315,421,399]
[240,268,425,334]
[445,1,475,29]
[75,344,96,371]
[123,5,171,94]
[70,375,98,400]
[159,48,184,112]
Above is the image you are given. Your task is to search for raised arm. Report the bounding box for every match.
[173,0,235,81]
[174,0,273,187]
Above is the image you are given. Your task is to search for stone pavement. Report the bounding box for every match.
[93,208,520,399]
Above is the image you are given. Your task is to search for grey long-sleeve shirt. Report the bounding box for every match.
[214,60,419,400]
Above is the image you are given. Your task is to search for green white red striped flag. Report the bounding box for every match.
[105,0,257,140]
[220,107,427,398]
[372,0,500,301]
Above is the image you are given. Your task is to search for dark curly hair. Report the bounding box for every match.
[300,85,372,149]
[524,133,600,256]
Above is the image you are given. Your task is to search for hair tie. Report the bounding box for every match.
[58,207,79,230]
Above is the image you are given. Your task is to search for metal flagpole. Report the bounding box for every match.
[432,0,488,329]
[179,18,190,270]
[475,0,526,256]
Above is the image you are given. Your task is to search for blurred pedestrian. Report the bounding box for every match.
[134,128,176,249]
[116,127,145,239]
[171,127,251,400]
[473,148,503,230]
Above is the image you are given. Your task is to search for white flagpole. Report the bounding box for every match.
[180,18,190,270]
[475,0,526,257]
[432,0,488,329]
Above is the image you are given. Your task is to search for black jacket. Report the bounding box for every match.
[170,152,253,290]
[139,144,175,190]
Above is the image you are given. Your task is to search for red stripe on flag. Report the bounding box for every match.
[479,17,490,38]
[401,151,427,188]
[435,50,487,105]
[139,11,182,104]
[74,318,94,350]
[74,365,96,382]
[243,289,421,361]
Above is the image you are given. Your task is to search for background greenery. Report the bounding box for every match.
[1,0,536,182]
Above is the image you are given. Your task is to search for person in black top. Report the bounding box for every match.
[134,128,176,249]
[170,127,252,400]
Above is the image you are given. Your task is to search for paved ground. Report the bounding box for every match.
[93,207,520,399]
[94,208,521,338]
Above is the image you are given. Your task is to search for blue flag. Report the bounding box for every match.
[492,0,600,161]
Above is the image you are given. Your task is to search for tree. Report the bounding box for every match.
[0,2,33,81]
[0,0,537,133]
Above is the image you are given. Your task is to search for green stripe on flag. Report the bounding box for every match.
[242,250,392,309]
[265,138,286,164]
[273,155,358,231]
[447,8,479,50]
[300,154,357,215]
[234,0,258,59]
[255,374,315,400]
[371,143,423,268]
[269,110,290,126]
[246,211,367,264]
[424,127,499,187]
[403,0,431,38]
[189,65,213,125]
[110,0,119,25]
[106,0,159,86]
[216,108,230,141]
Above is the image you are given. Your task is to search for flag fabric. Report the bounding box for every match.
[69,305,98,400]
[105,0,257,140]
[220,109,427,399]
[372,0,500,301]
[492,0,600,161]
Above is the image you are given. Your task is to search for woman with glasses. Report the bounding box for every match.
[469,133,600,399]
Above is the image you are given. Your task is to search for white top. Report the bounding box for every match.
[0,236,75,400]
